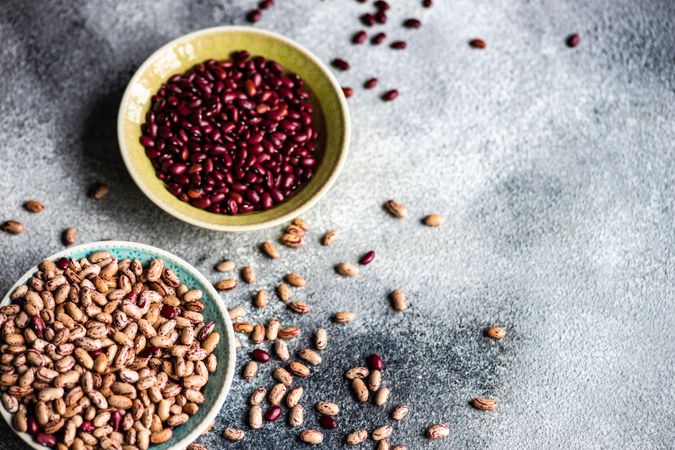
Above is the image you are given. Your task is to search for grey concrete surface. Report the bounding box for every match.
[0,0,674,448]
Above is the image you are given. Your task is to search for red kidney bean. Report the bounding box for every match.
[382,89,399,101]
[367,353,384,371]
[391,40,407,49]
[403,18,421,28]
[371,32,386,45]
[359,250,376,265]
[251,349,270,363]
[110,410,123,432]
[138,346,160,358]
[375,10,387,24]
[88,348,103,358]
[57,257,69,270]
[332,58,350,71]
[79,421,95,433]
[319,415,338,429]
[31,315,45,339]
[161,304,177,319]
[469,38,487,49]
[361,13,376,26]
[246,9,262,23]
[364,78,378,89]
[265,405,282,421]
[35,433,57,448]
[353,30,368,44]
[27,416,39,435]
[374,0,390,10]
[566,33,580,48]
[259,0,274,9]
[342,87,354,98]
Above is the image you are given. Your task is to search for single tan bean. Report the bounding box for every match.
[321,230,339,245]
[241,266,255,284]
[215,260,235,272]
[284,274,305,287]
[374,387,390,406]
[314,328,328,350]
[315,402,339,416]
[288,405,303,427]
[260,241,280,259]
[390,404,409,421]
[372,425,392,441]
[352,379,369,402]
[333,311,355,323]
[384,199,408,218]
[472,397,498,411]
[485,326,506,340]
[249,405,262,429]
[286,386,303,408]
[300,429,323,445]
[422,214,445,227]
[426,423,450,439]
[335,263,358,277]
[346,429,368,445]
[223,427,245,441]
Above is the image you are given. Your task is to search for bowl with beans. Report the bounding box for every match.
[118,26,350,231]
[0,241,236,449]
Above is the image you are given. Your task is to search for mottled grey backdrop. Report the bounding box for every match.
[0,0,674,449]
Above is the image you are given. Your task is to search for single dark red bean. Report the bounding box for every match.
[246,9,262,23]
[566,33,580,48]
[27,416,39,435]
[57,257,69,270]
[319,414,338,429]
[391,40,407,49]
[138,346,160,358]
[423,0,432,6]
[332,58,350,71]
[352,30,368,44]
[79,420,95,433]
[367,353,384,370]
[374,0,390,10]
[30,315,45,339]
[88,348,103,358]
[342,87,354,98]
[382,89,399,102]
[403,18,421,28]
[259,0,274,9]
[161,304,177,319]
[364,78,378,89]
[35,433,56,448]
[469,38,487,49]
[265,405,282,421]
[375,10,387,24]
[361,13,376,26]
[110,410,123,432]
[359,250,376,265]
[371,32,386,45]
[251,349,270,363]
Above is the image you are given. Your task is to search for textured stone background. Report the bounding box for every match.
[1,0,674,448]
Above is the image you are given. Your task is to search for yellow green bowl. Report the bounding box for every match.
[118,26,350,232]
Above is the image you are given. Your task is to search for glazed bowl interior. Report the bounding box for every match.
[118,26,350,232]
[0,241,235,450]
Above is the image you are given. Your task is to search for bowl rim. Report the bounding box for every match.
[117,25,351,232]
[0,240,236,450]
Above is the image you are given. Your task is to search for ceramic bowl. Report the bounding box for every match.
[0,241,235,450]
[118,26,350,232]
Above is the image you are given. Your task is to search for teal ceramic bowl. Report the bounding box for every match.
[0,241,235,450]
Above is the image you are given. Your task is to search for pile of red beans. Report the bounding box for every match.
[139,51,319,215]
